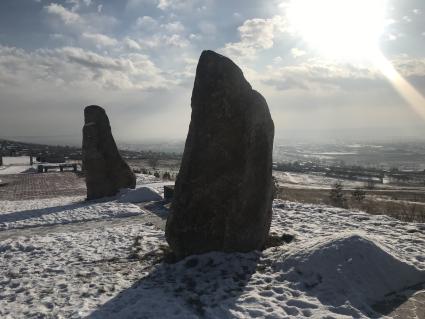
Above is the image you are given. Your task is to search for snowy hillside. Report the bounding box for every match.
[0,176,424,318]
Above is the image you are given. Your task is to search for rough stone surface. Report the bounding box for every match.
[82,105,135,200]
[165,50,275,258]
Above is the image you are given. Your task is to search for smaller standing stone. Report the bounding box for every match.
[82,105,136,200]
[164,185,175,201]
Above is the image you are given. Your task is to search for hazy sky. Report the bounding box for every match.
[0,0,425,145]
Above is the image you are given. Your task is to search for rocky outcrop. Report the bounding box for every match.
[165,50,275,258]
[82,105,136,200]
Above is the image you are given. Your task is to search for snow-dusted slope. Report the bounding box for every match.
[0,191,424,318]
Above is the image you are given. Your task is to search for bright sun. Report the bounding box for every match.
[286,0,388,60]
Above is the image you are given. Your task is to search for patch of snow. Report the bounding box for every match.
[0,196,85,214]
[0,165,34,175]
[118,187,163,203]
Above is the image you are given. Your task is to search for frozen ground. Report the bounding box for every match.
[0,175,424,318]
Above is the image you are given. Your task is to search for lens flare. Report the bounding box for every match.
[374,52,425,121]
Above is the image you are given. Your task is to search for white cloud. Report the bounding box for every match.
[156,0,204,11]
[261,59,382,92]
[273,56,283,64]
[163,34,190,48]
[402,15,412,23]
[45,2,118,34]
[198,21,216,35]
[260,55,425,94]
[82,32,118,47]
[132,16,191,50]
[158,0,172,10]
[392,56,425,77]
[135,16,159,30]
[124,37,142,50]
[0,45,173,91]
[189,33,202,41]
[45,3,82,25]
[291,48,306,58]
[221,15,287,60]
[66,0,92,12]
[161,21,185,33]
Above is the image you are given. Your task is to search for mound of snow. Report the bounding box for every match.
[279,233,425,312]
[118,187,163,203]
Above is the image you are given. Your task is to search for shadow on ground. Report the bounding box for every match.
[142,200,171,220]
[0,196,121,226]
[86,251,261,319]
[372,283,425,319]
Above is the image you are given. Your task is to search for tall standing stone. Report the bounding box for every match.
[82,105,136,200]
[165,50,275,258]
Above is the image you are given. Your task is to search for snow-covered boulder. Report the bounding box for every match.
[82,105,136,200]
[118,187,162,203]
[277,233,425,314]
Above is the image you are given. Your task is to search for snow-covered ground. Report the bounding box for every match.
[0,175,424,318]
[0,156,34,175]
[0,165,35,175]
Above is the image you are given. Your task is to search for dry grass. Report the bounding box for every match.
[279,187,425,223]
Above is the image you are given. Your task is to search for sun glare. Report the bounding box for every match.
[374,52,425,121]
[286,0,388,60]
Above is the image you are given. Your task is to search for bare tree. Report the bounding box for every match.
[352,187,366,202]
[329,181,346,208]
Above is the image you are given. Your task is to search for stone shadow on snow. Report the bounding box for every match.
[86,251,261,318]
[0,196,126,227]
[371,282,425,318]
[142,200,170,220]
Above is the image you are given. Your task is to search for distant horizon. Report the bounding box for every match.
[2,125,425,149]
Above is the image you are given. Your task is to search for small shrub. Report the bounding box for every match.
[352,187,366,202]
[366,179,375,190]
[329,181,346,207]
[163,172,171,180]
